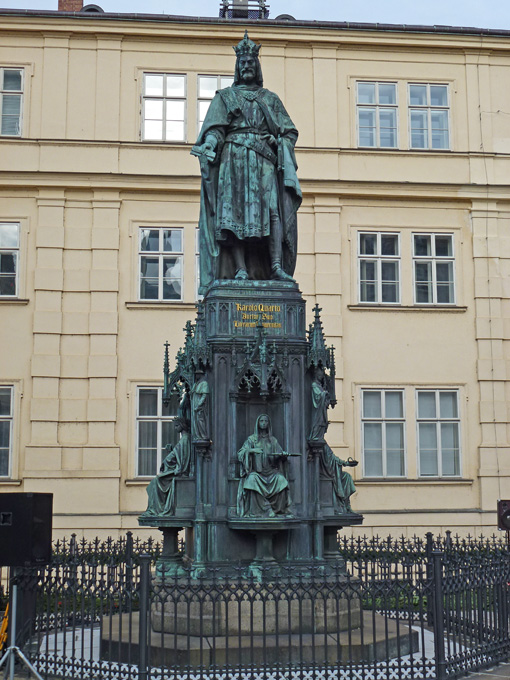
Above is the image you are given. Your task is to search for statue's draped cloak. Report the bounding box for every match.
[142,432,191,516]
[196,86,302,293]
[309,379,330,441]
[320,444,356,511]
[237,415,291,517]
[191,377,209,441]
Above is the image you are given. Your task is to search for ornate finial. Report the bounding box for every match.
[307,304,330,369]
[233,30,261,58]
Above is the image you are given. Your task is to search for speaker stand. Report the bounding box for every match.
[0,572,44,680]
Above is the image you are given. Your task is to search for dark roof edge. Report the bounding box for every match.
[0,8,509,39]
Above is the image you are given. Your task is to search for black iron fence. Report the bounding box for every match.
[2,533,509,680]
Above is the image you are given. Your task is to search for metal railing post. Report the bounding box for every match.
[138,555,151,680]
[432,550,446,680]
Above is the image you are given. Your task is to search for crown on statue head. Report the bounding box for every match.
[233,30,261,58]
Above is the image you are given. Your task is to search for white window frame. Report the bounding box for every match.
[412,233,455,305]
[356,81,398,149]
[416,389,461,478]
[0,68,23,138]
[358,231,401,304]
[197,74,234,135]
[361,389,406,479]
[136,386,179,477]
[0,222,20,298]
[141,72,187,143]
[138,226,184,302]
[408,83,450,150]
[0,385,13,478]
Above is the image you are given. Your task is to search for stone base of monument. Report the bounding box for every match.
[101,610,419,668]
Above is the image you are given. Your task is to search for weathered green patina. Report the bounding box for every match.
[192,31,302,292]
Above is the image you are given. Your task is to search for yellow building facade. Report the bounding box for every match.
[0,8,509,537]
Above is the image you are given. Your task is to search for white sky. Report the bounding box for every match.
[1,0,510,31]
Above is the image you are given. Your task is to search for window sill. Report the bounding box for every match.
[0,478,23,486]
[125,301,198,311]
[356,478,472,485]
[125,478,151,486]
[348,304,467,313]
[0,298,29,305]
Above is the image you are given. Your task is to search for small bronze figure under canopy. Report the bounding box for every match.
[320,445,358,514]
[237,414,293,518]
[140,417,191,517]
[191,370,210,441]
[309,365,330,442]
[192,31,302,292]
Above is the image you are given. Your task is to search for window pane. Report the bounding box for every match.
[166,100,185,122]
[436,261,453,283]
[360,282,376,302]
[435,235,453,257]
[138,448,157,476]
[0,276,16,296]
[414,235,431,257]
[439,392,458,419]
[140,278,159,300]
[144,74,164,97]
[0,449,8,476]
[2,95,20,116]
[144,120,163,140]
[1,115,21,136]
[359,129,375,147]
[166,120,185,141]
[0,253,16,274]
[139,389,158,416]
[381,282,397,303]
[381,235,398,256]
[166,75,185,97]
[0,224,19,249]
[379,108,396,129]
[359,234,376,256]
[163,230,182,253]
[140,256,159,278]
[418,392,436,418]
[386,422,404,450]
[358,108,376,128]
[381,260,397,281]
[140,229,159,252]
[415,261,431,283]
[363,391,381,418]
[409,84,427,106]
[163,256,181,279]
[198,76,217,99]
[0,388,11,416]
[436,282,454,304]
[144,100,163,120]
[364,423,382,451]
[385,391,403,418]
[379,128,397,148]
[220,76,234,89]
[441,424,460,476]
[360,260,376,281]
[358,82,375,104]
[431,109,448,130]
[378,83,396,105]
[0,421,9,448]
[365,451,383,477]
[410,109,427,129]
[419,423,438,475]
[430,85,448,107]
[199,100,210,124]
[431,129,449,150]
[3,70,22,91]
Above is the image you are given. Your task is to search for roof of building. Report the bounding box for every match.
[0,8,509,39]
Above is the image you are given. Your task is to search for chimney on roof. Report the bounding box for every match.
[58,0,83,11]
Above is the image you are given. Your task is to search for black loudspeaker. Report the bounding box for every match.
[497,499,510,531]
[0,492,53,566]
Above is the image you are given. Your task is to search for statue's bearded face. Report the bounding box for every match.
[239,55,257,84]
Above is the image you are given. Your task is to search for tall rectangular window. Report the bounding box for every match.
[409,84,449,150]
[362,390,405,478]
[197,75,234,133]
[136,387,180,476]
[413,233,455,304]
[417,390,460,477]
[358,232,400,304]
[139,227,183,301]
[0,386,13,477]
[0,222,19,297]
[357,82,397,148]
[142,73,186,142]
[0,68,23,137]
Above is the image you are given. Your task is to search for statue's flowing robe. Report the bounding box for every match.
[142,432,191,516]
[309,380,330,441]
[196,85,302,293]
[320,444,356,513]
[237,416,291,517]
[191,377,209,441]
